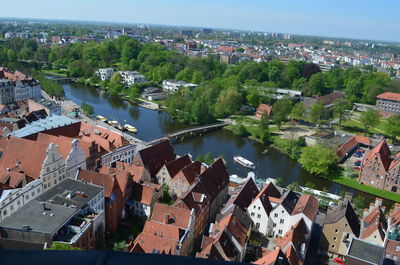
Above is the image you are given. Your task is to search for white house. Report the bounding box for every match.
[118,71,146,86]
[162,79,198,93]
[247,183,281,236]
[0,178,43,222]
[97,68,114,81]
[65,139,87,179]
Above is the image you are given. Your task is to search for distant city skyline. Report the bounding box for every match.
[1,0,400,42]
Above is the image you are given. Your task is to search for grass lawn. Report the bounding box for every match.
[41,69,68,77]
[327,175,400,203]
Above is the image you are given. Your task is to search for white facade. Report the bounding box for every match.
[118,71,146,86]
[0,178,43,222]
[97,68,114,81]
[0,79,14,105]
[65,139,87,179]
[268,204,291,237]
[290,213,313,234]
[162,80,198,93]
[14,80,30,102]
[247,198,269,235]
[101,144,138,166]
[41,143,67,190]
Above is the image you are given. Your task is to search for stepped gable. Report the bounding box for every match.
[364,139,392,171]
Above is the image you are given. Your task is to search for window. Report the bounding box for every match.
[395,245,400,252]
[17,200,20,206]
[256,223,260,229]
[333,237,337,241]
[10,205,14,211]
[280,219,284,224]
[251,212,255,217]
[258,207,260,210]
[278,230,282,235]
[331,245,335,249]
[274,213,278,218]
[273,223,276,228]
[257,214,261,219]
[335,229,339,233]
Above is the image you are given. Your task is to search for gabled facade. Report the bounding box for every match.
[358,139,400,193]
[319,200,361,258]
[155,154,192,185]
[170,160,202,198]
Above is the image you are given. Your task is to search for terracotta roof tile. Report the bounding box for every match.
[364,139,392,171]
[164,154,192,178]
[77,169,115,198]
[291,194,319,220]
[150,203,191,229]
[132,182,161,205]
[137,140,175,176]
[377,92,400,102]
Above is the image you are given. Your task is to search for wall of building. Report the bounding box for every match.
[268,204,291,237]
[65,139,87,179]
[247,199,269,235]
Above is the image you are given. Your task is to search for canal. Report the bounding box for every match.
[61,82,391,208]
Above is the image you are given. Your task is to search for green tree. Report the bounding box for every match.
[233,124,249,137]
[299,145,338,176]
[109,72,124,95]
[258,112,271,145]
[245,88,262,108]
[129,85,141,100]
[308,72,326,96]
[287,182,298,191]
[384,115,400,144]
[214,89,242,118]
[359,109,380,135]
[196,154,204,163]
[113,240,127,251]
[290,102,305,120]
[305,181,316,189]
[204,152,214,165]
[354,195,365,209]
[81,102,94,116]
[159,184,173,205]
[332,98,352,127]
[121,39,141,66]
[47,242,80,250]
[309,101,324,125]
[272,98,292,129]
[275,177,284,187]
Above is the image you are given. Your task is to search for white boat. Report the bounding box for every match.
[233,155,256,169]
[123,124,137,133]
[108,120,123,130]
[96,115,107,122]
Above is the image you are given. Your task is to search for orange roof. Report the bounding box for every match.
[361,222,386,241]
[133,182,160,205]
[0,137,50,180]
[291,194,319,220]
[257,104,273,116]
[377,92,400,102]
[254,248,285,265]
[77,169,116,198]
[115,161,145,183]
[354,134,371,146]
[99,166,131,197]
[364,139,392,171]
[150,203,191,229]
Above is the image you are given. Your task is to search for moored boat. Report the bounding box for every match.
[123,124,137,133]
[96,115,108,122]
[108,120,123,130]
[233,155,256,169]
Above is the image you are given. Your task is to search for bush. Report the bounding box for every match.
[232,125,249,137]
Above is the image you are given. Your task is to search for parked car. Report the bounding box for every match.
[354,166,361,170]
[357,149,365,153]
[333,258,345,265]
[353,152,362,158]
[354,161,361,166]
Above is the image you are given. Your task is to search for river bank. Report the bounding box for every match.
[226,120,400,203]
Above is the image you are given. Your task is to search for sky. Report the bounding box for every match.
[2,0,400,42]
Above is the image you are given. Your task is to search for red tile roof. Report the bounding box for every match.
[132,182,161,205]
[150,203,191,229]
[99,166,131,198]
[254,248,288,265]
[0,137,50,180]
[164,154,192,178]
[136,140,175,176]
[257,104,273,117]
[377,92,400,102]
[291,194,319,220]
[77,169,116,198]
[364,139,392,171]
[115,161,145,183]
[174,160,202,185]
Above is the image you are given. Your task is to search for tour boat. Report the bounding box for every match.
[96,115,107,122]
[123,124,138,133]
[233,155,256,169]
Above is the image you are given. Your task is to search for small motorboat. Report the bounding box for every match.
[96,115,108,122]
[124,124,137,133]
[233,155,256,169]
